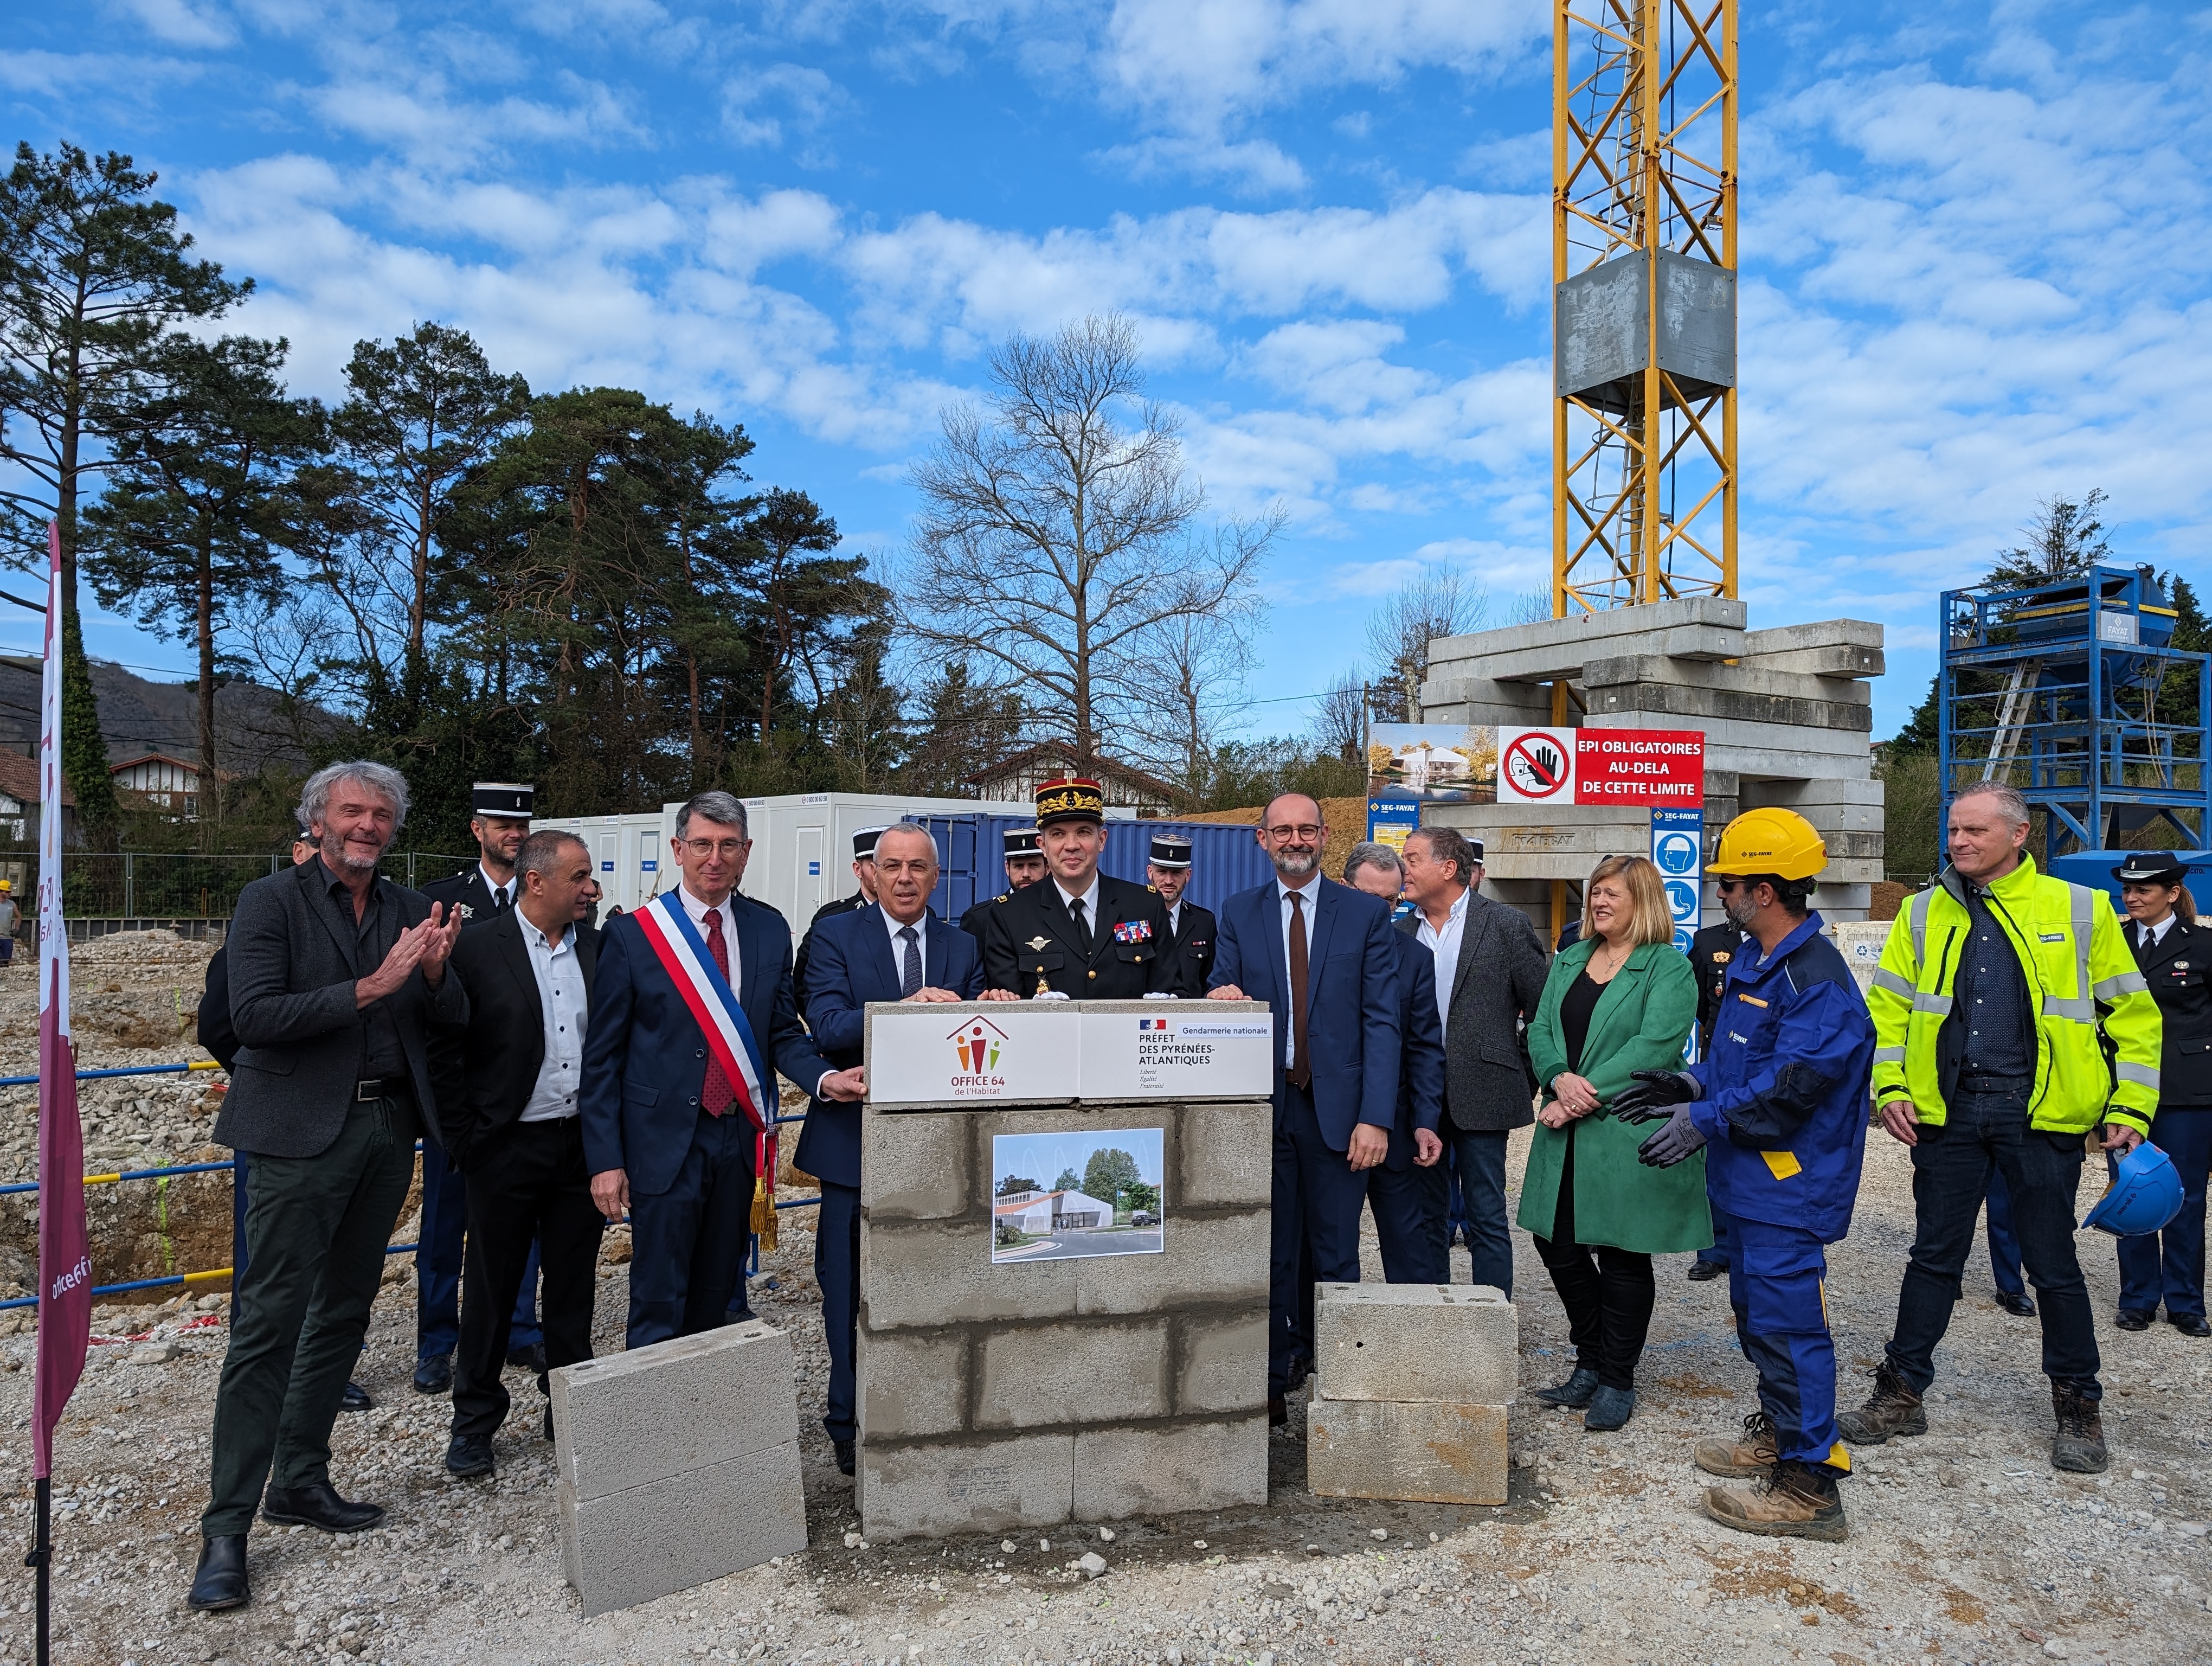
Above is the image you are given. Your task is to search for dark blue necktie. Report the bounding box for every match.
[899,925,923,997]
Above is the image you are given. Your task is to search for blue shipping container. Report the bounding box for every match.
[2046,848,2212,914]
[907,815,1277,922]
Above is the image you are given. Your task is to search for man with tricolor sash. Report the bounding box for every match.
[581,791,864,1345]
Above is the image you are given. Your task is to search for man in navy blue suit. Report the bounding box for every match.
[581,791,864,1347]
[801,823,1010,1476]
[1207,793,1401,1421]
[1344,842,1449,1283]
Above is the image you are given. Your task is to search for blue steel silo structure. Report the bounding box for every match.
[1938,564,2212,866]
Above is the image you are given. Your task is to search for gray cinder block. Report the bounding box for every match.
[549,1322,799,1501]
[860,1432,1075,1541]
[559,1439,807,1617]
[1314,1282,1519,1407]
[1175,1311,1270,1415]
[977,1318,1169,1430]
[1074,1210,1269,1317]
[863,1218,1079,1330]
[857,1327,969,1440]
[1174,1100,1272,1207]
[1307,1399,1508,1506]
[1073,1416,1269,1520]
[861,1110,973,1221]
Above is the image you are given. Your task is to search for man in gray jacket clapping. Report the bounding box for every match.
[189,761,465,1614]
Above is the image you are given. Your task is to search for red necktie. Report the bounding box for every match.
[700,908,736,1117]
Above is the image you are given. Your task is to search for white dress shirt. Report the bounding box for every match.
[1278,874,1322,1069]
[2138,912,2178,950]
[478,863,518,912]
[1167,900,1184,937]
[1414,886,1470,1037]
[519,918,587,1122]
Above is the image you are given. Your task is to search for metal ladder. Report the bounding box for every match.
[1982,660,2042,780]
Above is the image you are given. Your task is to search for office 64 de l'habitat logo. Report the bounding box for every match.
[948,1016,1012,1091]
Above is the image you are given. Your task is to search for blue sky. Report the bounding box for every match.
[993,1127,1162,1195]
[7,1,2209,738]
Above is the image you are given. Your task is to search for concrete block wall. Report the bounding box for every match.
[857,1098,1272,1540]
[1307,1284,1514,1506]
[550,1322,807,1616]
[1416,600,1888,924]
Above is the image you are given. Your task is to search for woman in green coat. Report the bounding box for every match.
[1520,854,1705,1431]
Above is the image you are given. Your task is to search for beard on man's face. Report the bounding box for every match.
[1272,845,1319,879]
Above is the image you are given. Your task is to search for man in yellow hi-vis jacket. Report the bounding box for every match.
[1841,781,2160,1475]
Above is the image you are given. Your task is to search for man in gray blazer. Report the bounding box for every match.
[189,761,465,1614]
[1398,826,1548,1297]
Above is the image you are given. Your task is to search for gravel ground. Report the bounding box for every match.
[2,933,2207,1665]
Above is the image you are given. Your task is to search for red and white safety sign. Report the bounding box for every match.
[1497,728,1576,803]
[1497,727,1704,806]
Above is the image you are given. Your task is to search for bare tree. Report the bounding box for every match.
[1509,587,1553,626]
[902,314,1271,768]
[1366,559,1485,722]
[1310,671,1368,763]
[1987,489,2112,590]
[1137,567,1265,794]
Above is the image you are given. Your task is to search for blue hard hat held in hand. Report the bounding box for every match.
[2081,1142,2185,1239]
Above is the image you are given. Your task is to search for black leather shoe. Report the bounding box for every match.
[1533,1368,1602,1408]
[1996,1290,2037,1317]
[1268,1395,1288,1427]
[261,1482,385,1534]
[543,1406,555,1441]
[338,1379,376,1413]
[834,1438,856,1476]
[2115,1310,2154,1332]
[187,1534,249,1611]
[505,1342,547,1374]
[445,1435,496,1479]
[1686,1259,1725,1282]
[413,1353,453,1394]
[2172,1313,2211,1338]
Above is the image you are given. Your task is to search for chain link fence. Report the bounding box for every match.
[0,850,480,935]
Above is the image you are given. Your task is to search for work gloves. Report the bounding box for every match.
[1610,1068,1700,1123]
[1635,1104,1707,1169]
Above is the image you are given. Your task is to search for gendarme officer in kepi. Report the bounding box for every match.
[960,824,1047,943]
[421,783,533,922]
[1147,833,1216,991]
[980,779,1184,997]
[794,825,884,1012]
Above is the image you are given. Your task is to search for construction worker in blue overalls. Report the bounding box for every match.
[1612,808,1875,1541]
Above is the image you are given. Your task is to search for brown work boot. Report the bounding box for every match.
[2050,1383,2108,1474]
[1702,1458,1849,1542]
[1694,1411,1778,1478]
[1834,1360,1926,1445]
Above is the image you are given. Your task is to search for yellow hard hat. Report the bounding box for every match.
[0,881,12,893]
[1708,807,1827,882]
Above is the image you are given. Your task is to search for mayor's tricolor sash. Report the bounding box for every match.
[635,893,774,1172]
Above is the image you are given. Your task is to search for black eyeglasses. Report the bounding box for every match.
[1714,876,1749,894]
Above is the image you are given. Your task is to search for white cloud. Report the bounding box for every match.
[107,0,236,49]
[722,61,849,149]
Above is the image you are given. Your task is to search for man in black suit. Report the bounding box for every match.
[980,780,1182,997]
[1148,832,1217,992]
[959,824,1046,943]
[794,825,884,1014]
[435,830,606,1479]
[203,828,375,1415]
[189,762,464,1613]
[1346,842,1449,1281]
[414,783,542,1394]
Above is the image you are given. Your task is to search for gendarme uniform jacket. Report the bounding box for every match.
[420,865,512,928]
[794,892,870,1021]
[2132,917,2212,1108]
[1689,921,1749,1057]
[980,873,1182,998]
[1165,900,1217,994]
[1869,857,2162,1136]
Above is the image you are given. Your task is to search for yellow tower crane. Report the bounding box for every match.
[1552,0,1739,629]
